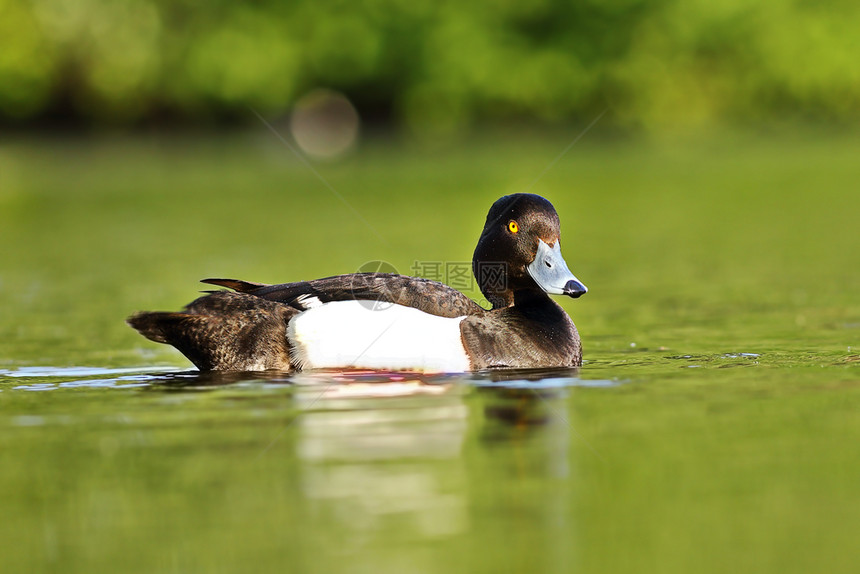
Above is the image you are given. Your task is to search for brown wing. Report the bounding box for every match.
[202,273,484,318]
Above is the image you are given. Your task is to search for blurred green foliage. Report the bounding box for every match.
[1,0,858,131]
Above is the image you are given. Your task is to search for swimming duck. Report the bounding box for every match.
[128,193,587,372]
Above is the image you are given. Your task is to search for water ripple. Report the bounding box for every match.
[1,365,621,392]
[1,366,174,378]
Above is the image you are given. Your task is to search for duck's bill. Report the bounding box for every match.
[527,239,588,299]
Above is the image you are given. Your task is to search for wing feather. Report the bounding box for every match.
[202,273,482,318]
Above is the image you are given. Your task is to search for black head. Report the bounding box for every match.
[472,193,587,308]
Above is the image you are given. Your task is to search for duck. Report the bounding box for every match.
[127,193,588,372]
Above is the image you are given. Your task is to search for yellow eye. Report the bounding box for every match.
[508,220,519,233]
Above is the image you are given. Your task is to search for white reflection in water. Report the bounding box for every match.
[12,415,46,427]
[293,373,469,539]
[302,465,467,539]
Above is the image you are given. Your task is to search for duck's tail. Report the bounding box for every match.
[127,291,296,371]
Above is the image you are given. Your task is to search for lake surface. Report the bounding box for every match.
[1,128,859,573]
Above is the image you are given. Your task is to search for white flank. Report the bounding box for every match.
[287,301,471,373]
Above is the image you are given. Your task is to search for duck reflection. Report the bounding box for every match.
[475,368,578,439]
[143,369,292,388]
[291,371,470,543]
[142,367,581,572]
[466,369,578,573]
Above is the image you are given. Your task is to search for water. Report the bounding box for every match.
[1,129,859,573]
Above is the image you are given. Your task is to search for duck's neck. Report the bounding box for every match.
[512,288,552,308]
[484,288,551,310]
[486,291,513,309]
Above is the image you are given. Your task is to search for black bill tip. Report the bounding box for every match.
[563,279,588,299]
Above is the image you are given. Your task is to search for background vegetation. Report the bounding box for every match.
[2,0,858,133]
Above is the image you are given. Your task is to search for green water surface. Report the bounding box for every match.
[1,128,859,573]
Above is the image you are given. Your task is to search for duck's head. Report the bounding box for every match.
[472,193,587,308]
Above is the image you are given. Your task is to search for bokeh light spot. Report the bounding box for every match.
[289,89,360,160]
